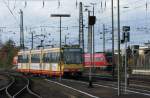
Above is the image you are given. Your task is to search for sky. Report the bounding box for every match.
[0,0,150,52]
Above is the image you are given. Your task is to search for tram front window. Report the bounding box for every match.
[63,49,82,64]
[106,56,112,63]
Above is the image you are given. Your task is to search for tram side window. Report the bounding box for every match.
[43,53,51,63]
[31,54,40,63]
[18,55,29,63]
[51,52,60,63]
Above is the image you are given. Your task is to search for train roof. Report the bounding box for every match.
[83,53,106,58]
[18,47,82,55]
[18,50,30,55]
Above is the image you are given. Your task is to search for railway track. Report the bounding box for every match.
[0,73,42,98]
[59,77,150,97]
[62,75,150,94]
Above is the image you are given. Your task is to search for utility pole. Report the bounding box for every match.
[31,32,33,49]
[65,35,67,45]
[124,36,128,94]
[88,11,96,88]
[30,28,34,49]
[40,40,44,49]
[87,11,92,53]
[117,0,121,96]
[20,9,24,50]
[84,6,94,87]
[90,3,96,80]
[122,26,130,94]
[87,10,93,87]
[79,2,85,69]
[51,14,70,81]
[103,24,106,53]
[111,0,115,80]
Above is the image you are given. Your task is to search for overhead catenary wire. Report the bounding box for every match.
[145,0,148,34]
[76,0,78,8]
[58,0,60,8]
[99,0,143,16]
[101,1,150,24]
[2,0,19,25]
[42,0,45,8]
[13,0,16,10]
[24,0,27,8]
[1,0,150,47]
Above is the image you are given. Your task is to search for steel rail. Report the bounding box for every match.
[4,75,41,98]
[60,78,150,96]
[0,72,41,98]
[0,75,14,98]
[0,76,12,91]
[10,75,42,98]
[6,76,15,98]
[6,75,27,98]
[26,77,42,98]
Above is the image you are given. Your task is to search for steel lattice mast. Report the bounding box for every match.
[20,9,24,50]
[79,2,84,50]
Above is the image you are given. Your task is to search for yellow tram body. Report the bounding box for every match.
[17,47,83,76]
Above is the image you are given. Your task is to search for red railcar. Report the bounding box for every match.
[83,53,113,77]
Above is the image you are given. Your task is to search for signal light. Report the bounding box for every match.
[89,16,96,25]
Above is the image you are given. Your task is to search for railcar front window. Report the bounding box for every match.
[64,51,82,64]
[106,56,112,63]
[85,57,90,62]
[95,57,105,62]
[84,57,104,62]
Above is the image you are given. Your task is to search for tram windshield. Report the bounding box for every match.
[106,55,112,63]
[63,48,82,64]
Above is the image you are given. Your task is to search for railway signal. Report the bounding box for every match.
[121,26,130,43]
[88,13,96,88]
[122,26,130,94]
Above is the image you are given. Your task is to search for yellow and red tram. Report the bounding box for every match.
[17,47,83,77]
